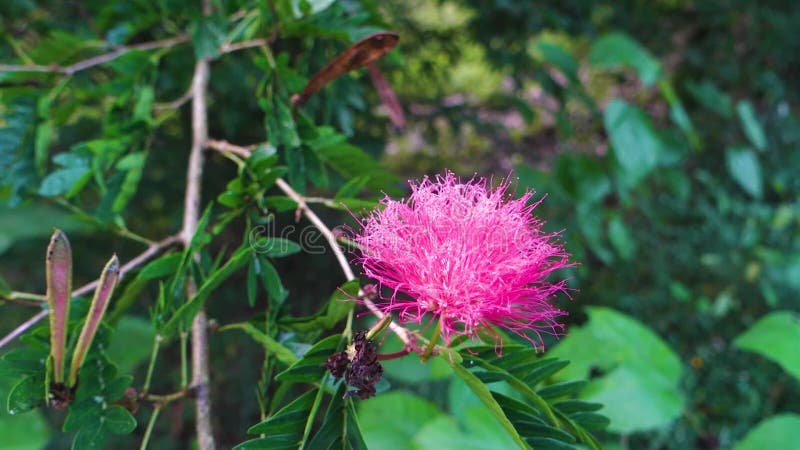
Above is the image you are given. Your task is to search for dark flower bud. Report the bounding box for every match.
[323,330,383,399]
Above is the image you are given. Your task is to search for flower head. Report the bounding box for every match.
[353,171,571,349]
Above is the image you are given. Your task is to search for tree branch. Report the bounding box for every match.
[0,35,190,75]
[0,234,180,350]
[0,25,268,77]
[181,5,215,446]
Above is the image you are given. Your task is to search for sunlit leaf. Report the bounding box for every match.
[589,33,662,85]
[733,414,800,450]
[726,146,763,199]
[735,311,800,382]
[549,307,684,433]
[736,100,767,152]
[604,99,663,184]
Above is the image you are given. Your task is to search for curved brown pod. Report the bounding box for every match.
[292,32,399,107]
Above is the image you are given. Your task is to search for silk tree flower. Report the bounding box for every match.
[353,171,571,349]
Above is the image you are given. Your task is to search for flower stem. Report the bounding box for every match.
[143,336,161,393]
[139,406,161,450]
[420,321,441,362]
[180,330,189,388]
[366,314,392,340]
[344,309,354,341]
[377,347,412,361]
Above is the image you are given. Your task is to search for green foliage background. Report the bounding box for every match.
[1,0,799,449]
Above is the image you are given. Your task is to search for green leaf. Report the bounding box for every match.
[448,360,531,450]
[71,421,105,450]
[217,190,243,208]
[607,215,636,261]
[685,79,733,118]
[133,86,154,124]
[264,196,298,212]
[219,322,298,366]
[358,391,445,450]
[34,122,53,174]
[307,384,367,450]
[0,410,50,449]
[113,152,146,213]
[102,405,136,434]
[7,374,44,415]
[63,398,102,432]
[734,311,800,382]
[736,100,767,151]
[335,176,371,199]
[414,413,514,450]
[726,146,763,199]
[604,99,663,184]
[0,274,9,296]
[258,257,288,306]
[314,142,396,190]
[549,307,684,433]
[552,154,610,206]
[536,41,579,83]
[589,32,662,86]
[0,348,47,379]
[139,253,183,279]
[251,237,301,258]
[537,381,588,400]
[246,389,317,435]
[291,0,336,17]
[160,246,251,338]
[276,334,342,383]
[106,317,154,374]
[110,253,181,320]
[190,15,227,59]
[38,167,91,197]
[276,100,301,149]
[247,145,279,173]
[279,280,358,331]
[233,435,300,450]
[659,80,698,147]
[732,414,800,450]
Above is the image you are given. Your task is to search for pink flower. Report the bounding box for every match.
[353,171,571,349]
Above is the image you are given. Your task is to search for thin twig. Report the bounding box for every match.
[154,86,193,112]
[205,140,410,345]
[0,234,179,350]
[219,38,269,53]
[0,35,190,75]
[273,179,410,344]
[5,291,47,302]
[206,139,254,158]
[0,310,49,349]
[74,235,180,298]
[1,291,47,307]
[145,389,189,405]
[182,2,215,445]
[0,297,43,308]
[0,21,268,77]
[139,406,161,450]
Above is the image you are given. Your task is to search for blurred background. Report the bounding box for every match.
[1,1,799,449]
